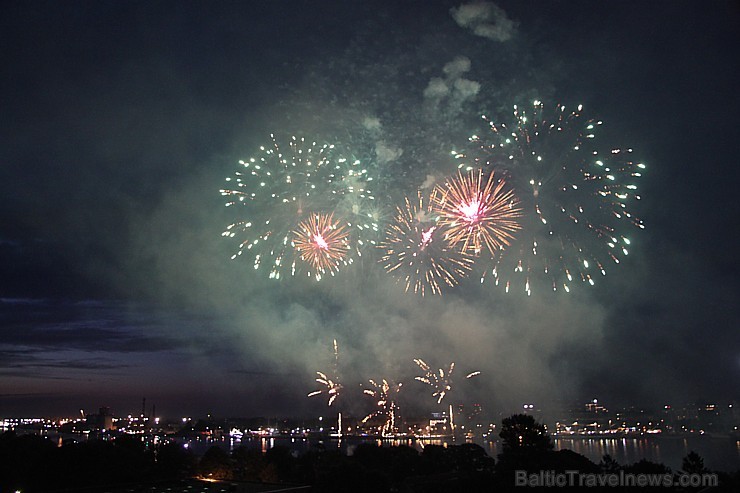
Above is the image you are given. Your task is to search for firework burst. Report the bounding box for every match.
[462,101,645,294]
[221,135,374,280]
[380,191,475,296]
[308,339,342,406]
[362,378,403,436]
[293,213,351,280]
[413,358,480,405]
[432,169,522,256]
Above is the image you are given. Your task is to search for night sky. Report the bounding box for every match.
[1,0,738,419]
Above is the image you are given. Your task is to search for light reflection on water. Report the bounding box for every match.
[176,435,739,472]
[551,437,739,472]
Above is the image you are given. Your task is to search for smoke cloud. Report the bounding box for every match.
[450,1,518,42]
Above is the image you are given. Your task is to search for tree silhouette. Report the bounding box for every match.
[232,445,266,481]
[499,414,553,453]
[494,413,559,486]
[599,454,621,473]
[199,445,231,480]
[682,450,706,474]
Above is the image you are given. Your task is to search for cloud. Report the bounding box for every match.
[6,357,128,371]
[442,56,472,78]
[423,77,450,100]
[453,77,481,100]
[420,174,438,190]
[0,298,203,396]
[0,347,128,382]
[0,299,192,354]
[375,140,403,164]
[0,297,46,305]
[450,1,518,42]
[362,116,382,133]
[423,56,480,117]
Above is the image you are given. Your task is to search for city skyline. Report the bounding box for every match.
[4,395,737,474]
[5,395,737,439]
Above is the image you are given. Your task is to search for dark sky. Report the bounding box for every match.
[1,0,738,419]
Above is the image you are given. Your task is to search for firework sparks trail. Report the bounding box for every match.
[432,169,522,256]
[221,135,374,280]
[413,358,480,405]
[334,180,385,256]
[308,339,343,407]
[380,191,475,296]
[293,213,351,280]
[362,378,403,436]
[460,101,645,294]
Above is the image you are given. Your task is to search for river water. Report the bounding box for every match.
[181,434,739,473]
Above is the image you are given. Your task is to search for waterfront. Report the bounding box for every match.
[551,436,740,472]
[13,421,739,473]
[174,434,740,473]
[5,429,738,492]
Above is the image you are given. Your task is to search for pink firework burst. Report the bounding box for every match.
[433,169,522,256]
[292,212,351,279]
[380,191,475,296]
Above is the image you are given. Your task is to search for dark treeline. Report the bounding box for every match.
[0,432,195,491]
[1,414,738,492]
